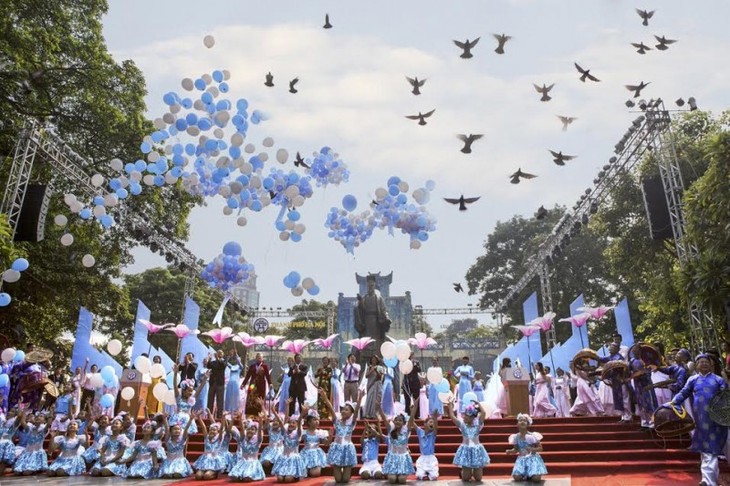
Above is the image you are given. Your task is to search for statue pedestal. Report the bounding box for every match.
[503,366,530,416]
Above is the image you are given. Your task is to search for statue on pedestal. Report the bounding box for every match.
[353,275,391,353]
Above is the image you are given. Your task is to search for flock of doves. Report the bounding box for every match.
[259,10,675,221]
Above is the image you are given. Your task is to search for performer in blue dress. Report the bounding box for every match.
[172,363,209,435]
[159,410,195,479]
[472,371,485,402]
[124,421,164,479]
[454,356,475,413]
[260,409,285,472]
[271,399,307,482]
[415,410,440,480]
[225,353,242,412]
[629,345,658,428]
[381,365,395,417]
[320,387,362,483]
[192,415,228,480]
[90,418,129,477]
[507,413,548,482]
[12,411,49,475]
[278,358,293,414]
[449,398,489,482]
[47,421,87,477]
[670,353,728,486]
[0,409,20,475]
[194,359,210,412]
[228,417,265,482]
[379,402,417,484]
[300,410,329,477]
[656,348,690,395]
[359,420,384,479]
[82,413,110,466]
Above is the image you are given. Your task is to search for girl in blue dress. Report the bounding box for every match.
[472,371,485,402]
[0,408,19,475]
[506,413,547,482]
[13,411,48,475]
[278,359,293,414]
[124,421,164,479]
[381,365,395,417]
[320,387,362,483]
[82,412,110,467]
[90,417,129,477]
[159,410,195,479]
[172,363,209,434]
[47,420,87,477]
[359,420,383,480]
[300,409,329,477]
[228,416,265,482]
[271,398,307,482]
[454,357,475,414]
[448,398,489,482]
[380,402,417,484]
[220,414,237,472]
[415,410,440,480]
[225,354,242,412]
[51,382,76,433]
[192,414,228,480]
[260,408,285,472]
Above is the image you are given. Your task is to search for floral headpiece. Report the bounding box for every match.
[180,379,195,390]
[395,412,409,424]
[209,422,221,431]
[341,400,357,411]
[516,413,533,425]
[463,404,479,417]
[306,409,320,419]
[244,419,258,430]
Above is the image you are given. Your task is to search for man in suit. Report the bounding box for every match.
[178,352,198,385]
[288,353,308,415]
[241,352,272,416]
[206,350,227,418]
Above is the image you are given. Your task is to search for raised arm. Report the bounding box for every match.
[446,400,460,426]
[194,372,210,398]
[173,363,180,399]
[196,413,208,437]
[352,389,364,420]
[432,409,439,434]
[407,401,417,430]
[163,412,171,441]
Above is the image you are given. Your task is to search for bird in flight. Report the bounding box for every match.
[510,168,537,184]
[533,83,555,102]
[631,42,652,54]
[625,81,650,98]
[444,195,480,211]
[405,109,436,126]
[557,115,577,131]
[635,8,655,26]
[293,152,310,169]
[456,134,484,154]
[289,78,299,94]
[264,72,274,87]
[323,13,332,29]
[574,63,600,82]
[492,33,512,54]
[549,150,577,166]
[654,35,677,51]
[535,206,548,220]
[453,37,480,58]
[453,283,464,293]
[406,76,427,95]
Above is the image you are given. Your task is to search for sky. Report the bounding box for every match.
[100,0,730,331]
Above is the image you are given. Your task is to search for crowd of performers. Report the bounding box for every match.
[1,334,728,484]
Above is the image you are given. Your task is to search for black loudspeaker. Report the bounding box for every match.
[14,184,49,242]
[640,177,673,241]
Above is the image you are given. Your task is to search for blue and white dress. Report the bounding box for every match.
[359,436,382,476]
[51,394,75,432]
[473,379,485,402]
[455,365,475,412]
[382,426,415,476]
[224,362,242,412]
[170,397,198,434]
[194,368,208,412]
[271,428,306,479]
[192,435,228,472]
[48,435,87,475]
[90,434,129,477]
[260,425,284,464]
[125,440,164,479]
[82,422,109,464]
[453,418,489,469]
[12,424,48,473]
[300,429,328,469]
[219,428,235,472]
[0,418,18,466]
[228,436,264,480]
[327,419,357,467]
[509,432,547,478]
[278,366,291,414]
[381,367,395,417]
[159,436,193,478]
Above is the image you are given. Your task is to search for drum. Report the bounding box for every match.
[601,361,629,384]
[630,343,663,367]
[643,379,676,393]
[709,389,730,426]
[573,349,600,372]
[19,371,50,394]
[653,403,695,438]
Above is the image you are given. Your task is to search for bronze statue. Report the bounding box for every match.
[353,275,391,347]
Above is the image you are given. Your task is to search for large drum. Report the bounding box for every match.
[19,371,49,394]
[601,361,629,384]
[653,403,695,438]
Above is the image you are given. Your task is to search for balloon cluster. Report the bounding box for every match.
[325,177,437,253]
[380,340,415,374]
[306,147,350,187]
[0,258,30,307]
[282,271,320,297]
[201,241,255,292]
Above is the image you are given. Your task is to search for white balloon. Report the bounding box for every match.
[150,363,165,379]
[201,73,212,84]
[110,158,123,171]
[291,286,304,297]
[244,143,256,154]
[2,269,21,283]
[92,205,106,217]
[121,386,135,401]
[374,188,387,200]
[162,112,176,124]
[380,342,396,360]
[262,137,274,147]
[147,151,160,162]
[395,342,411,361]
[410,240,422,250]
[301,277,315,290]
[284,220,296,231]
[237,217,248,227]
[69,201,83,213]
[399,359,413,374]
[1,348,16,363]
[284,185,299,198]
[276,148,289,164]
[107,339,122,356]
[181,78,194,91]
[130,171,142,182]
[203,35,215,48]
[165,173,178,185]
[143,174,155,186]
[231,133,244,146]
[258,152,268,162]
[438,391,454,404]
[186,126,200,136]
[279,231,290,241]
[89,373,103,389]
[81,254,96,268]
[90,174,104,187]
[153,118,166,129]
[103,194,118,207]
[222,70,231,80]
[292,195,305,207]
[153,382,168,401]
[207,86,219,97]
[63,194,77,206]
[294,223,306,235]
[222,206,233,216]
[60,233,74,246]
[54,214,68,227]
[163,389,177,406]
[398,181,409,193]
[427,367,443,384]
[134,356,151,374]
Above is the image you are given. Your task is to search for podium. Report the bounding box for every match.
[118,369,151,419]
[503,366,530,416]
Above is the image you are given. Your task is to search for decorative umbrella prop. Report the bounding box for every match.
[577,305,615,321]
[281,339,310,355]
[166,323,198,362]
[559,312,591,348]
[138,319,173,355]
[408,332,437,364]
[529,312,556,372]
[511,324,541,372]
[260,335,283,371]
[202,326,235,346]
[312,333,339,351]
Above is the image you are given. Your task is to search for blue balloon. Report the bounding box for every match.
[99,215,114,228]
[275,221,286,231]
[287,210,301,221]
[435,379,450,393]
[387,176,401,187]
[11,258,29,272]
[342,195,357,212]
[116,188,129,199]
[100,366,115,383]
[100,393,114,409]
[288,271,301,287]
[93,196,105,206]
[384,357,398,368]
[194,78,206,91]
[388,184,400,196]
[463,391,478,405]
[13,350,24,362]
[0,374,8,387]
[140,141,152,154]
[134,160,147,172]
[236,99,249,111]
[0,293,10,307]
[290,232,302,242]
[227,197,239,209]
[223,241,242,257]
[307,285,320,296]
[124,163,135,174]
[130,183,142,196]
[251,200,263,211]
[212,70,224,82]
[79,208,92,220]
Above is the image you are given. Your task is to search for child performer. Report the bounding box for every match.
[13,410,49,475]
[380,402,417,484]
[124,420,164,479]
[415,409,440,481]
[506,413,547,482]
[472,372,485,403]
[321,388,363,483]
[192,414,228,480]
[260,409,285,472]
[159,410,195,479]
[300,408,329,477]
[228,416,266,482]
[82,410,110,467]
[47,420,87,477]
[220,413,237,473]
[271,398,307,482]
[0,408,19,475]
[172,364,209,435]
[50,382,76,433]
[90,417,129,477]
[449,398,490,482]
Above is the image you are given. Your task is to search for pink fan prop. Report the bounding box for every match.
[558,313,590,328]
[234,332,264,348]
[407,332,437,350]
[530,312,556,332]
[202,326,235,344]
[578,305,614,320]
[172,324,196,339]
[345,337,375,351]
[281,339,310,354]
[262,335,284,348]
[313,333,340,350]
[511,324,541,337]
[138,319,171,334]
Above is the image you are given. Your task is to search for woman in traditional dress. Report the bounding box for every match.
[315,357,333,416]
[454,356,475,413]
[278,358,294,414]
[569,362,604,417]
[532,363,557,418]
[363,356,384,419]
[224,351,242,413]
